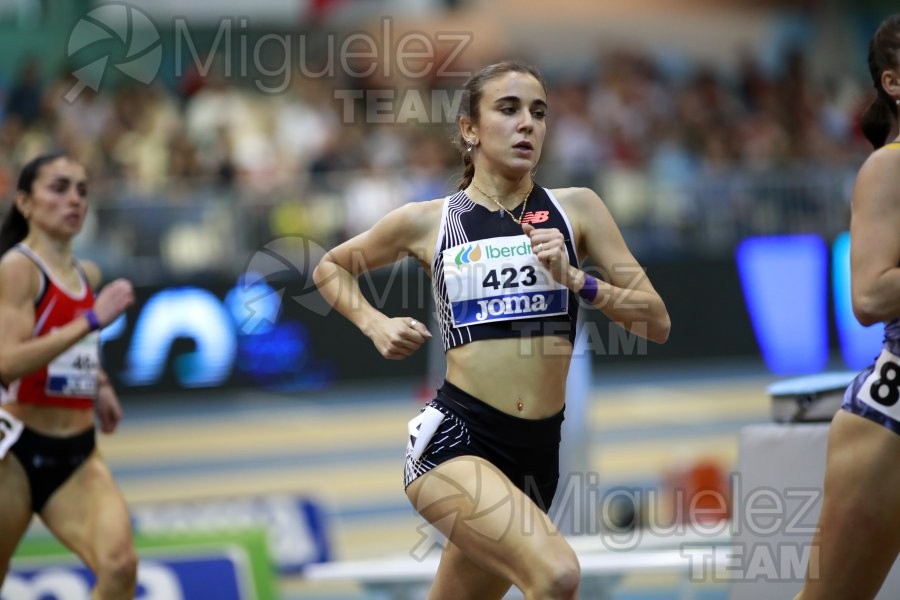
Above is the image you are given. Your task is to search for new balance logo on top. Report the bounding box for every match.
[520,211,550,224]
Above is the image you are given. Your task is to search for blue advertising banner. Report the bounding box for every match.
[130,495,331,574]
[5,531,275,600]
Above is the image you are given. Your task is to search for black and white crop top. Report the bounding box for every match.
[431,185,581,351]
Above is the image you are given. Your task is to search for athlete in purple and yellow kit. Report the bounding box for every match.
[797,14,900,600]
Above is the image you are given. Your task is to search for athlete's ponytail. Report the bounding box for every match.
[860,95,895,150]
[0,152,68,256]
[861,15,900,150]
[458,148,476,191]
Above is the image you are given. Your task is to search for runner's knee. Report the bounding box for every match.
[95,545,137,589]
[526,546,580,599]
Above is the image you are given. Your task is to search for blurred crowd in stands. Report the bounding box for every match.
[0,45,873,271]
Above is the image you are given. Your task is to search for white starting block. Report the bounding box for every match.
[304,527,734,599]
[767,371,857,423]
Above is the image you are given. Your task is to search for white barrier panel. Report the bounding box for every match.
[729,423,900,599]
[305,528,733,600]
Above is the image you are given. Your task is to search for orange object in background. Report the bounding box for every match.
[663,459,731,526]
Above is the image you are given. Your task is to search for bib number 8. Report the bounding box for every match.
[869,362,900,407]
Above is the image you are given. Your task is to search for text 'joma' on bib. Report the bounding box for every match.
[441,235,568,327]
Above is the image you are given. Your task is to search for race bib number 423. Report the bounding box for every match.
[441,235,568,327]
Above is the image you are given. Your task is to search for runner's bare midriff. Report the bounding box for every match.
[4,403,94,436]
[446,336,572,419]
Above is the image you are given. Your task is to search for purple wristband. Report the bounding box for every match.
[84,309,101,332]
[578,274,599,303]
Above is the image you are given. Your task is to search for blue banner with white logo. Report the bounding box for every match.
[6,531,275,600]
[450,289,569,327]
[6,556,245,600]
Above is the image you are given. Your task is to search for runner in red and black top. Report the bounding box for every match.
[4,242,100,409]
[0,154,136,599]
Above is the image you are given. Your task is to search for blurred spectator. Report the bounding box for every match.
[2,43,871,199]
[4,57,43,126]
[275,77,339,174]
[544,83,605,188]
[406,134,453,202]
[0,39,875,274]
[341,162,410,238]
